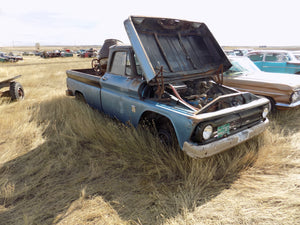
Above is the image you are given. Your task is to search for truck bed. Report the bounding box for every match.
[66,69,101,87]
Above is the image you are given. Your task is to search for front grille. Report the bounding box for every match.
[191,105,266,144]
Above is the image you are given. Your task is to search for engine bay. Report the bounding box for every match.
[142,78,252,112]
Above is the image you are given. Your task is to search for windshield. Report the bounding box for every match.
[225,57,261,76]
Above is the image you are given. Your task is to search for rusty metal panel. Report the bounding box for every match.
[124,16,231,82]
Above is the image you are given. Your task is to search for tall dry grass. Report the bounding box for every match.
[0,53,299,225]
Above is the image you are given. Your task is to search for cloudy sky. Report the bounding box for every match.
[0,0,299,47]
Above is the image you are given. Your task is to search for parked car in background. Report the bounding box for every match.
[224,49,252,56]
[246,50,300,74]
[0,52,23,62]
[233,49,252,56]
[7,52,23,61]
[22,52,35,56]
[40,50,61,58]
[76,49,86,56]
[224,50,237,56]
[0,52,9,62]
[79,49,97,58]
[223,56,300,110]
[60,51,73,57]
[293,51,300,60]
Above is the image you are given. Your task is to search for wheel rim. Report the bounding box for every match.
[17,88,24,99]
[158,129,172,146]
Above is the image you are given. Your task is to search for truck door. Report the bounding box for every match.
[99,49,143,124]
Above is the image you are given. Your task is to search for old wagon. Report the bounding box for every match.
[0,75,25,100]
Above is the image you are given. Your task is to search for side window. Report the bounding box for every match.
[110,51,126,75]
[265,53,276,62]
[264,53,289,62]
[278,53,290,62]
[248,53,263,61]
[265,53,284,62]
[134,54,143,76]
[125,54,131,76]
[110,51,132,76]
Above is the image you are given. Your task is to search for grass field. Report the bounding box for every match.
[0,53,299,225]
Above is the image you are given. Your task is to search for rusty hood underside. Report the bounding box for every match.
[124,16,231,83]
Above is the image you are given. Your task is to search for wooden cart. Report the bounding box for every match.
[0,75,25,100]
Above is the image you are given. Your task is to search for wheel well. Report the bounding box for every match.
[263,96,276,111]
[139,111,179,148]
[74,91,86,103]
[139,111,171,128]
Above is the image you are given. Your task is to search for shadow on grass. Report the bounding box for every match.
[0,96,263,225]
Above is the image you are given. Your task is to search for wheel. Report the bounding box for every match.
[266,97,276,112]
[157,119,178,149]
[9,82,24,100]
[158,128,173,146]
[91,59,102,75]
[75,92,86,103]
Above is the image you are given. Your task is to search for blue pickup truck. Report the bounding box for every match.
[66,16,270,158]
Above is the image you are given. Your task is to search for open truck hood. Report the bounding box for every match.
[124,16,231,83]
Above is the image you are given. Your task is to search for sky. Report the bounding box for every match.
[0,0,300,47]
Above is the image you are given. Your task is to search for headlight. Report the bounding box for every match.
[202,125,213,140]
[291,91,300,103]
[262,107,269,118]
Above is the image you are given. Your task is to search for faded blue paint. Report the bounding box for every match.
[66,77,102,111]
[124,17,156,82]
[98,71,197,148]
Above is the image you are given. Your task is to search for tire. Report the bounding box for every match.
[140,113,179,149]
[75,92,86,103]
[156,119,178,149]
[266,97,276,112]
[9,82,24,100]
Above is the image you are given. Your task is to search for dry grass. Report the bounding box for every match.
[0,51,299,225]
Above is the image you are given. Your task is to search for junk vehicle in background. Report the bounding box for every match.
[246,50,300,74]
[40,50,61,58]
[0,52,23,62]
[223,56,300,110]
[66,16,270,158]
[40,50,73,58]
[91,39,123,75]
[0,75,25,100]
[60,50,73,57]
[79,49,97,58]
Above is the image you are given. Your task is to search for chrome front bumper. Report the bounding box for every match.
[182,119,269,158]
[276,100,300,109]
